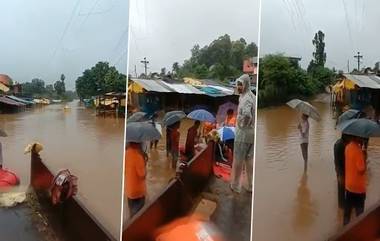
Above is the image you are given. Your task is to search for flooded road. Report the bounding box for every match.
[0,100,124,239]
[253,96,380,241]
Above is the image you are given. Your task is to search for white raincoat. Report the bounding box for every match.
[231,74,256,193]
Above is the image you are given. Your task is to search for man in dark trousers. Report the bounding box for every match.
[334,134,350,209]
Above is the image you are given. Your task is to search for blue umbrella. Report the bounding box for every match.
[125,122,161,143]
[337,118,380,138]
[337,109,359,125]
[187,109,216,122]
[217,127,235,141]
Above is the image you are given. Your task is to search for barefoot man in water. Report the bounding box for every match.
[298,114,309,172]
[230,74,255,193]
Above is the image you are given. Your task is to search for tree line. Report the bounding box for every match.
[258,30,335,107]
[138,34,258,82]
[21,74,76,101]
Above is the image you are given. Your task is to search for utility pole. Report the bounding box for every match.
[134,65,137,78]
[347,60,350,73]
[140,57,149,77]
[354,51,363,72]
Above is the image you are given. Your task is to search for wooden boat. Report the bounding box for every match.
[123,142,215,241]
[329,202,380,241]
[30,149,116,241]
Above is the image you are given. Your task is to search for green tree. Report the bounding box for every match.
[76,61,126,99]
[177,34,258,81]
[308,30,326,72]
[54,80,66,96]
[172,62,180,77]
[259,54,318,107]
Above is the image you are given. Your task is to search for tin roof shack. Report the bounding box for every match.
[0,95,26,113]
[128,78,238,115]
[332,74,380,119]
[95,92,125,118]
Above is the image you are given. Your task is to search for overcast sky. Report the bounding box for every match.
[0,0,129,90]
[260,0,380,72]
[128,0,260,76]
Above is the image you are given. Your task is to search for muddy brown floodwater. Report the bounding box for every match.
[253,96,380,241]
[0,100,124,239]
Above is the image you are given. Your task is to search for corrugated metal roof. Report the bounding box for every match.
[130,78,235,96]
[208,85,235,95]
[344,74,380,89]
[131,78,172,93]
[160,82,204,94]
[0,96,25,106]
[6,95,34,105]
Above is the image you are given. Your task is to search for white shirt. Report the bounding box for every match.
[299,119,309,144]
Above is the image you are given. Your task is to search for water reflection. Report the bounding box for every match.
[293,173,317,232]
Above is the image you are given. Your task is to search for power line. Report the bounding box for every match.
[79,0,101,29]
[49,0,81,63]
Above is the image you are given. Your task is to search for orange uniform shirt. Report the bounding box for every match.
[345,141,366,194]
[224,116,236,126]
[125,145,146,199]
[203,122,216,136]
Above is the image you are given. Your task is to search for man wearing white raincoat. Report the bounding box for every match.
[231,74,256,193]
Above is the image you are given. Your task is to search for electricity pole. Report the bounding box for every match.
[354,52,363,72]
[140,57,149,76]
[347,60,350,73]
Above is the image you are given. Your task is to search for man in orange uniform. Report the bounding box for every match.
[185,120,200,160]
[125,142,146,218]
[343,136,367,225]
[224,109,236,127]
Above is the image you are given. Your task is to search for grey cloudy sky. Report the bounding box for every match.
[128,0,260,76]
[0,0,129,90]
[261,0,380,71]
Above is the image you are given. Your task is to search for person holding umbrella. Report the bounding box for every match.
[336,118,380,225]
[333,134,350,209]
[185,120,201,160]
[343,135,367,225]
[169,121,181,169]
[298,114,310,172]
[125,122,161,217]
[287,99,320,172]
[230,74,255,193]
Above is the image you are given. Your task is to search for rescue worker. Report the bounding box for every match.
[125,142,146,217]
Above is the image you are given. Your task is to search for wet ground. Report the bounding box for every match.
[0,191,63,241]
[208,178,252,241]
[0,101,124,238]
[0,205,44,241]
[253,95,380,241]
